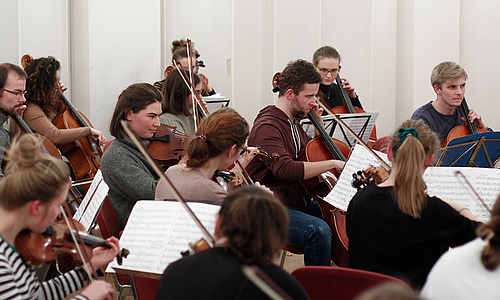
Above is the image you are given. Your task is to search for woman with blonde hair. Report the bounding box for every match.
[0,134,119,299]
[346,119,481,289]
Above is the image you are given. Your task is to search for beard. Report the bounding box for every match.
[291,107,307,119]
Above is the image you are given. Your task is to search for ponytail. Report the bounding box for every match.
[390,120,439,218]
[477,195,500,270]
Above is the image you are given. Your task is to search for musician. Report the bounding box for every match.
[0,134,119,300]
[411,61,488,140]
[155,107,258,202]
[101,83,162,229]
[312,46,362,110]
[155,40,216,96]
[422,194,500,299]
[22,56,107,146]
[155,186,310,299]
[246,59,345,266]
[346,119,481,289]
[159,68,202,134]
[0,63,27,178]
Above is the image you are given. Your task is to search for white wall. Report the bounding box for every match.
[3,0,500,140]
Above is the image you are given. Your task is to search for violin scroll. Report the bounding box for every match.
[351,165,390,189]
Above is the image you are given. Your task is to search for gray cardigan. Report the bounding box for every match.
[101,135,159,229]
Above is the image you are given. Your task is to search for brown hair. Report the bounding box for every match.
[0,63,27,90]
[185,107,248,168]
[431,61,468,89]
[109,83,163,139]
[24,56,63,116]
[0,134,70,210]
[477,195,500,271]
[278,59,321,97]
[218,186,289,266]
[312,46,341,67]
[390,119,439,218]
[161,68,201,116]
[171,39,187,54]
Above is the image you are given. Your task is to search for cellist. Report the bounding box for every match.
[411,61,490,141]
[246,59,345,266]
[312,46,363,110]
[22,56,107,146]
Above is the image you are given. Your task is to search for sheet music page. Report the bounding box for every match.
[107,200,219,275]
[424,167,500,223]
[73,170,109,232]
[300,112,379,146]
[324,144,390,211]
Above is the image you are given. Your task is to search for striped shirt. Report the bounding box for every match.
[0,238,87,300]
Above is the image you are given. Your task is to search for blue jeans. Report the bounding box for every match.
[287,201,332,266]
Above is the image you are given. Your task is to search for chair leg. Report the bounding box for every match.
[280,250,287,268]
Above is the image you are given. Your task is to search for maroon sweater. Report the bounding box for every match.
[247,106,311,208]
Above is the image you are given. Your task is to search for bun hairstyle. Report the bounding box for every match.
[185,107,249,169]
[0,134,70,210]
[390,119,439,218]
[477,195,500,271]
[218,186,289,266]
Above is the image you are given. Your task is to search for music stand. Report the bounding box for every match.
[436,132,500,168]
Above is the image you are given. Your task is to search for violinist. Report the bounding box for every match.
[0,63,27,178]
[422,194,500,299]
[159,68,202,134]
[0,134,119,300]
[346,119,481,289]
[411,61,489,141]
[22,56,107,146]
[312,46,362,110]
[101,83,162,230]
[155,186,310,300]
[155,107,259,202]
[246,59,344,266]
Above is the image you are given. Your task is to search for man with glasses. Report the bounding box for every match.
[0,63,28,177]
[312,46,362,110]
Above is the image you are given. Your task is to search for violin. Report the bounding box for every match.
[21,54,102,186]
[147,124,192,168]
[325,73,378,148]
[351,165,390,189]
[441,97,488,147]
[15,218,129,273]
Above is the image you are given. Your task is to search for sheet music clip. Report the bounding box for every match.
[436,132,500,168]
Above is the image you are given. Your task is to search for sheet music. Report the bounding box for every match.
[323,144,500,223]
[301,112,379,146]
[424,167,500,223]
[324,144,390,211]
[108,200,219,275]
[73,170,109,232]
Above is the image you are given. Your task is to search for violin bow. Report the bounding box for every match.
[242,265,292,300]
[454,170,492,214]
[186,39,198,125]
[316,101,391,171]
[120,120,215,247]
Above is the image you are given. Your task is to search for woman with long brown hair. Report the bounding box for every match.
[346,119,481,289]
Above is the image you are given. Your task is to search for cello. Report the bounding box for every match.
[272,72,351,267]
[21,54,103,185]
[441,97,487,148]
[324,73,378,148]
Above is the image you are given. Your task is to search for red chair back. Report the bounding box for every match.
[132,276,160,300]
[103,139,114,153]
[96,196,120,239]
[291,266,412,300]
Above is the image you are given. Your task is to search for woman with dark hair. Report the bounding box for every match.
[101,82,163,229]
[422,194,500,299]
[155,107,258,202]
[155,186,310,299]
[159,68,202,134]
[346,119,481,289]
[23,56,106,146]
[0,134,119,300]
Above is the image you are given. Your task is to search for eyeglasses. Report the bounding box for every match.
[317,65,341,76]
[239,146,248,157]
[1,88,27,98]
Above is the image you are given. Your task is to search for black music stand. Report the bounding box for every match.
[436,132,500,168]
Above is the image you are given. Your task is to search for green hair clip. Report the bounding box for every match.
[397,127,419,142]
